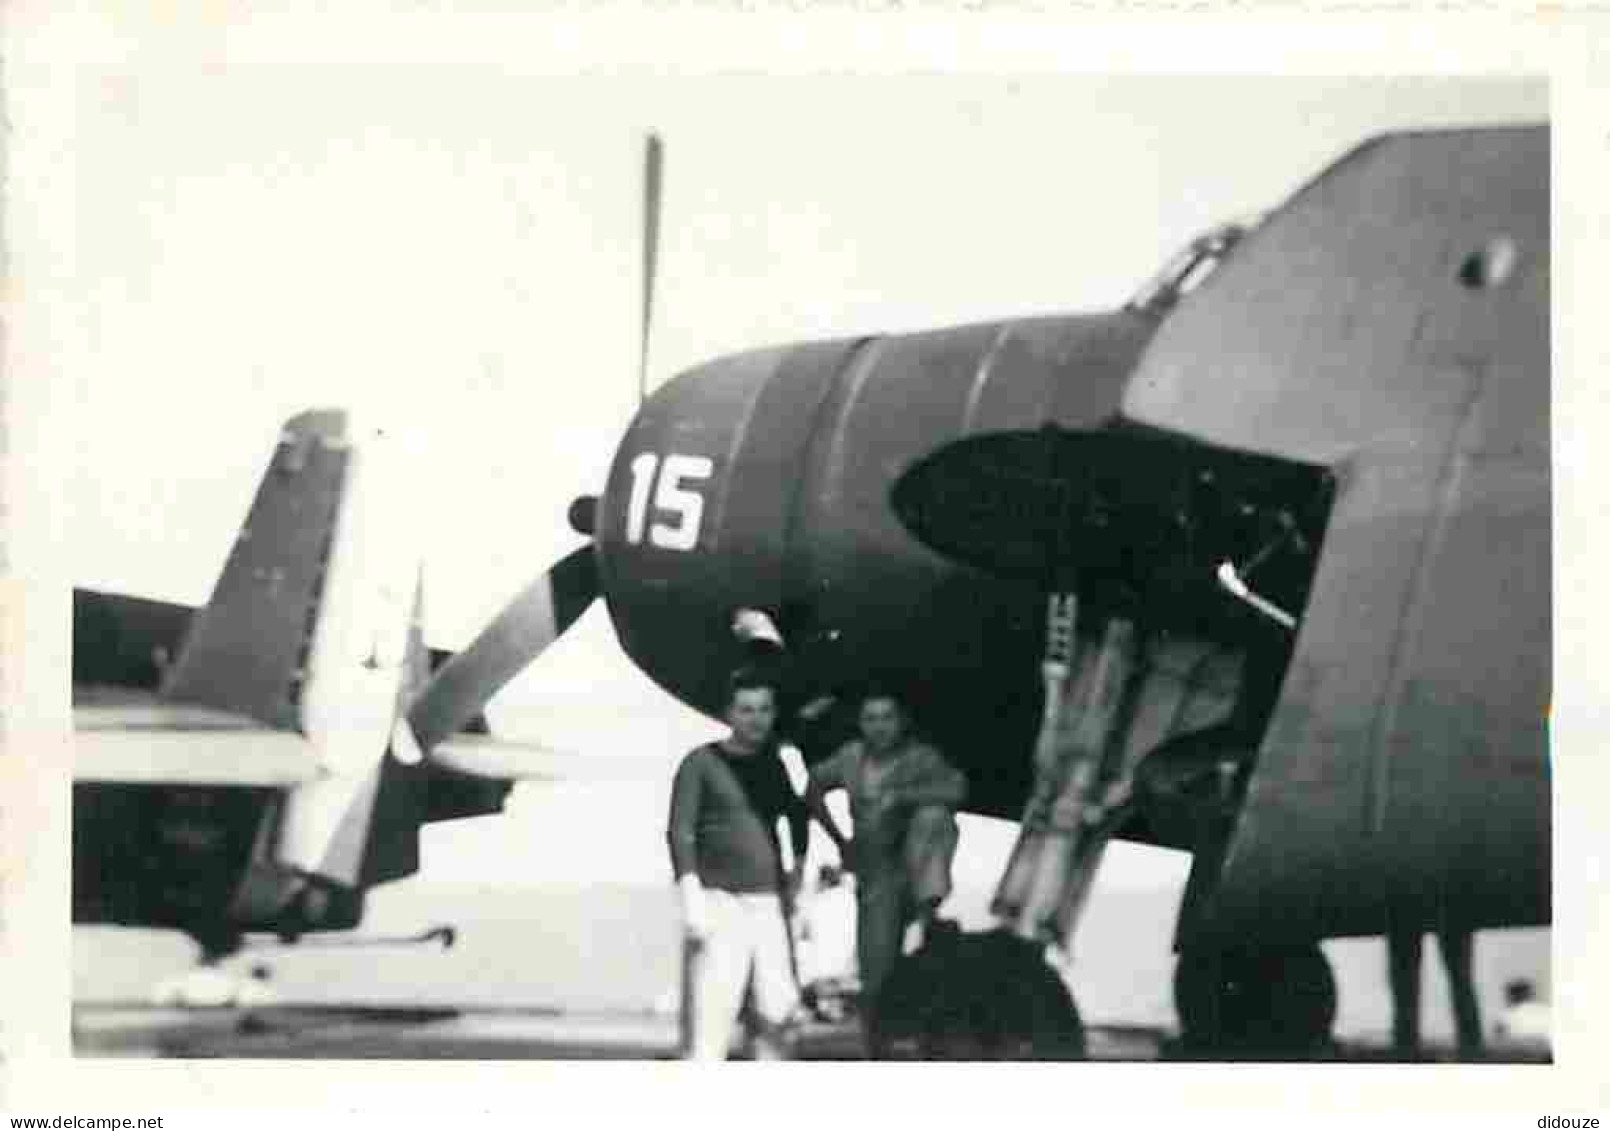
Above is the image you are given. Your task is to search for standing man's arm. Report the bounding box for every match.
[773,752,813,898]
[667,753,709,939]
[782,758,811,882]
[803,751,855,867]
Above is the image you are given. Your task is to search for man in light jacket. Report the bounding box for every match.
[804,688,966,1016]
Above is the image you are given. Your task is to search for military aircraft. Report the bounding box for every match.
[71,409,642,998]
[77,123,1547,1054]
[409,122,1549,1055]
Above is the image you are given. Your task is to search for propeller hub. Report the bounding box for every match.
[568,494,599,537]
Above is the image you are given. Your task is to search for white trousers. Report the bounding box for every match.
[680,889,799,1060]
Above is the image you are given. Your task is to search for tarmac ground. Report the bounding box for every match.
[72,1003,1551,1063]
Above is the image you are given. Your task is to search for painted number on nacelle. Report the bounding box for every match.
[626,452,714,551]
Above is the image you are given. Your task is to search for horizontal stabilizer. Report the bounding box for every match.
[74,727,319,787]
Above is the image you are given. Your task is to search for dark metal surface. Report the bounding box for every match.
[72,590,194,690]
[1124,127,1550,946]
[890,425,1329,608]
[162,409,349,730]
[596,313,1158,819]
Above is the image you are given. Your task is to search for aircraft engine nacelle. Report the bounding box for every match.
[592,311,1162,804]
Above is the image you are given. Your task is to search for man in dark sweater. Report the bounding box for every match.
[667,670,810,1060]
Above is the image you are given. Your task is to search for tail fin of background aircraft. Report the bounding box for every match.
[253,567,433,899]
[265,411,429,888]
[167,406,432,891]
[76,408,510,938]
[226,410,438,917]
[161,409,351,730]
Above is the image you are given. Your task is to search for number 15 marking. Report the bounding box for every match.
[626,452,714,551]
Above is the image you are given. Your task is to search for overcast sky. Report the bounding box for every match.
[59,71,1546,887]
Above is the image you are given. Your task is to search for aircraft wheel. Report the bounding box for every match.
[1173,944,1336,1057]
[868,928,1085,1060]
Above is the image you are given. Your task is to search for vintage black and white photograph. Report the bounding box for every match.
[8,42,1564,1081]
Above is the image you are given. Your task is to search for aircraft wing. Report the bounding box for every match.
[72,583,645,790]
[1119,125,1549,943]
[72,584,496,785]
[73,625,654,790]
[73,687,321,787]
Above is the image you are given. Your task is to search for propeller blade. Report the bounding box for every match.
[638,132,663,404]
[407,547,598,750]
[410,142,652,751]
[246,924,457,950]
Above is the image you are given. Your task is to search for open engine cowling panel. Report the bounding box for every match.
[890,422,1335,648]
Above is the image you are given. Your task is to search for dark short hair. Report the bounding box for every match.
[724,668,780,710]
[856,680,928,739]
[857,683,908,713]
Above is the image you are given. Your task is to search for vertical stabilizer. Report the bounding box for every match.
[163,410,350,729]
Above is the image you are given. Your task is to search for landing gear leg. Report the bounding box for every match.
[867,597,1142,1060]
[1172,944,1337,1057]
